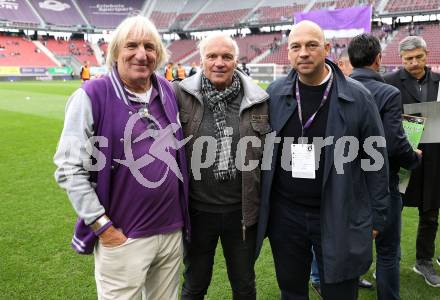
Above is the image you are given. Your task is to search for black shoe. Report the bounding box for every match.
[311,282,322,298]
[358,278,374,289]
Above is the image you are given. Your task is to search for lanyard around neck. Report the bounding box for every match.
[295,73,333,137]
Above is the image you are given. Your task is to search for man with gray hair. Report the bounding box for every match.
[384,35,440,287]
[173,33,269,299]
[54,16,189,299]
[336,48,353,76]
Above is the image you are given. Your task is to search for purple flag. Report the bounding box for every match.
[294,6,372,38]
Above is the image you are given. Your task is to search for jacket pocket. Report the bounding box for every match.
[250,114,271,135]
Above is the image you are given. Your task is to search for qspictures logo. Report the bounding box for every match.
[56,112,387,189]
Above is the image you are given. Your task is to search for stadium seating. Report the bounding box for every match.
[0,36,56,67]
[149,0,187,31]
[2,0,440,70]
[186,0,261,30]
[260,42,289,65]
[167,39,199,63]
[171,0,207,30]
[248,0,306,25]
[45,38,98,66]
[236,33,284,62]
[384,0,440,13]
[311,0,356,11]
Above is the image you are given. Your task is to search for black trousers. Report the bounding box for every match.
[268,199,358,300]
[416,208,439,261]
[181,208,256,300]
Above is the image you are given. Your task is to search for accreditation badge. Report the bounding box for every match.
[291,143,316,179]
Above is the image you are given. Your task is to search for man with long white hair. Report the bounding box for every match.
[54,16,189,299]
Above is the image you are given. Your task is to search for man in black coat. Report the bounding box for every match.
[256,20,390,300]
[348,33,422,299]
[384,35,440,287]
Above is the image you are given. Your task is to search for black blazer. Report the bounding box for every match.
[351,67,420,189]
[384,68,440,210]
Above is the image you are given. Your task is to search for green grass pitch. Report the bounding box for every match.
[0,80,439,299]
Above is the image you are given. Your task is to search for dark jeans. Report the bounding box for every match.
[268,199,358,300]
[181,208,256,300]
[416,208,439,261]
[375,191,402,300]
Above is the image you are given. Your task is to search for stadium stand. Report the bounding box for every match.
[260,41,289,65]
[311,0,357,11]
[186,0,261,30]
[236,32,284,62]
[149,0,187,31]
[171,0,207,31]
[0,35,56,67]
[384,0,440,13]
[167,39,198,64]
[1,0,440,76]
[32,0,86,27]
[248,0,307,25]
[45,37,98,66]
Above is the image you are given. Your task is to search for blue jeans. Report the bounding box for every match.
[375,190,402,300]
[310,249,320,284]
[181,208,256,300]
[268,199,358,300]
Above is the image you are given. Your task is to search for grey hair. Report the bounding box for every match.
[399,36,427,54]
[106,15,168,71]
[198,33,239,61]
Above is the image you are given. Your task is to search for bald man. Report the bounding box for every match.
[256,21,390,300]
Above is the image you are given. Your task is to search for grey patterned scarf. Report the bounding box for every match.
[201,72,241,181]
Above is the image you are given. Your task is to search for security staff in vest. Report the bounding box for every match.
[256,20,390,300]
[177,63,187,80]
[165,62,175,81]
[173,32,269,300]
[349,33,422,300]
[384,35,440,288]
[80,61,90,82]
[54,16,189,299]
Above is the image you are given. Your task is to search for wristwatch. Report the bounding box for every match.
[90,215,111,233]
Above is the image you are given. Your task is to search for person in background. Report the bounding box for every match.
[188,62,198,77]
[54,16,189,299]
[241,62,251,76]
[349,33,422,300]
[384,35,440,288]
[177,63,187,80]
[173,32,269,300]
[165,62,175,81]
[336,48,353,76]
[80,61,90,82]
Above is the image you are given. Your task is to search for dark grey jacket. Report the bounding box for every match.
[173,70,270,227]
[384,68,440,210]
[351,67,420,190]
[256,60,390,283]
